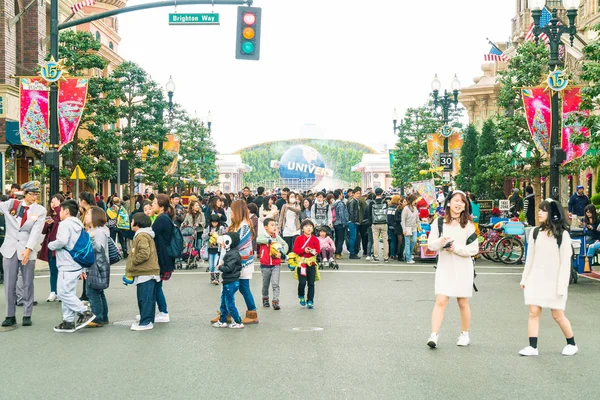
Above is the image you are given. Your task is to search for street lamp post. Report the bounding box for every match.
[431,74,460,194]
[530,0,578,201]
[392,108,420,196]
[159,76,176,193]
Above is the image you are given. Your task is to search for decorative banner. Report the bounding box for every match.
[408,178,436,205]
[522,87,551,157]
[561,86,590,165]
[58,78,89,149]
[19,77,50,153]
[141,134,181,175]
[427,132,463,176]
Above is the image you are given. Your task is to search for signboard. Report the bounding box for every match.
[499,199,510,211]
[440,152,453,171]
[440,125,452,138]
[547,69,568,92]
[70,165,86,180]
[479,200,494,211]
[168,13,220,25]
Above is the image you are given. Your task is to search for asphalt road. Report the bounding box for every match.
[0,258,599,400]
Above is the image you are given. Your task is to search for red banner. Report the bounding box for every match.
[19,77,50,153]
[561,86,590,165]
[58,78,89,149]
[522,87,551,157]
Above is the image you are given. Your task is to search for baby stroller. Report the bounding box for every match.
[315,224,339,270]
[178,226,200,270]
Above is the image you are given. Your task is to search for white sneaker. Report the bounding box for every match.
[457,332,470,346]
[562,344,578,356]
[212,321,228,328]
[46,292,58,302]
[519,346,539,356]
[407,260,416,264]
[154,312,170,323]
[427,333,439,348]
[228,322,245,329]
[131,322,154,331]
[365,256,372,261]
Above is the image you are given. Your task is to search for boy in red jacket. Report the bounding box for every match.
[293,220,320,309]
[256,218,288,310]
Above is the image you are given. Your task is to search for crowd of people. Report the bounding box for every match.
[0,182,579,355]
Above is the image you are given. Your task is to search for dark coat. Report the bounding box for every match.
[152,213,175,274]
[87,227,111,290]
[347,198,360,224]
[220,248,243,285]
[39,206,61,262]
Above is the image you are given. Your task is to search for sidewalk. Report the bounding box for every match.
[35,260,49,272]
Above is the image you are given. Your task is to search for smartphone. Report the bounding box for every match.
[443,240,454,249]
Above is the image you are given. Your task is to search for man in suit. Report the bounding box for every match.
[1,181,47,327]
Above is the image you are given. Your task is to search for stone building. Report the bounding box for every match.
[0,0,124,195]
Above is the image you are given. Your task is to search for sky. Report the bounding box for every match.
[117,0,515,154]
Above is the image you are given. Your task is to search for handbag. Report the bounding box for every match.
[200,243,209,261]
[107,236,122,265]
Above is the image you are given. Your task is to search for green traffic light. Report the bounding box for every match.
[242,41,254,54]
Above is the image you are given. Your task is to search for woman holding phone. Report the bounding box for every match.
[426,190,479,349]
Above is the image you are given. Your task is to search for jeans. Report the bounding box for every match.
[366,226,374,256]
[298,265,316,302]
[334,225,346,256]
[208,253,219,273]
[404,232,417,262]
[388,227,398,258]
[156,280,168,314]
[587,241,600,257]
[86,281,109,324]
[137,279,157,326]
[48,251,58,293]
[220,281,241,323]
[358,224,369,255]
[348,222,358,256]
[239,278,256,311]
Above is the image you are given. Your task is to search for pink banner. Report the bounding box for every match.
[561,87,590,165]
[58,78,88,148]
[19,77,50,153]
[522,87,551,157]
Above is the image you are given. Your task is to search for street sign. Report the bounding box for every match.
[168,13,220,25]
[440,125,452,137]
[499,199,510,211]
[70,165,86,180]
[439,152,453,171]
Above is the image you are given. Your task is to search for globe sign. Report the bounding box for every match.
[278,145,327,184]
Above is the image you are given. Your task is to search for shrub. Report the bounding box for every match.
[591,193,600,206]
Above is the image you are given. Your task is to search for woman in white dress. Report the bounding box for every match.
[519,199,577,356]
[426,190,479,348]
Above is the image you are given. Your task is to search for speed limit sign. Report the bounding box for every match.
[439,152,453,171]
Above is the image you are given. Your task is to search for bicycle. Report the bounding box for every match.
[478,221,525,264]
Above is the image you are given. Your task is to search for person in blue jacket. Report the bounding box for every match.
[568,185,590,219]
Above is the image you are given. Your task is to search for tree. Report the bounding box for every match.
[112,61,172,210]
[473,120,504,198]
[455,124,479,192]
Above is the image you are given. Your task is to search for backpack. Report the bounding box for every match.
[107,236,122,265]
[436,218,479,292]
[167,221,184,259]
[68,230,96,268]
[116,207,130,230]
[372,200,388,225]
[314,203,330,225]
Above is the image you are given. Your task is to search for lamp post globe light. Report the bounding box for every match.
[531,2,578,200]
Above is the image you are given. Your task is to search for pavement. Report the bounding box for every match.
[0,256,599,400]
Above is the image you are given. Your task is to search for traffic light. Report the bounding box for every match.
[236,6,261,60]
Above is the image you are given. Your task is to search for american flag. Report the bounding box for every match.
[71,0,96,14]
[484,46,509,62]
[524,7,553,44]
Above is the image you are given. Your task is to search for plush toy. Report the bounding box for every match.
[122,275,134,286]
[209,232,219,246]
[270,242,283,258]
[287,252,299,271]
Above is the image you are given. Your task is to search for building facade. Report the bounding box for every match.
[351,154,393,191]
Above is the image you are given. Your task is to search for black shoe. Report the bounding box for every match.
[75,310,96,330]
[262,297,270,308]
[349,255,360,260]
[1,317,17,327]
[54,321,76,333]
[22,317,32,326]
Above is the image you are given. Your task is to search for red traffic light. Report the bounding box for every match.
[243,12,256,25]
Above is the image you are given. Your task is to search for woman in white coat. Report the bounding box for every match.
[519,199,577,356]
[426,190,479,348]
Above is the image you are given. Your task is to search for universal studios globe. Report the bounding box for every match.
[278,145,327,185]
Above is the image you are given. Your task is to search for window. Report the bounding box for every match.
[109,42,114,50]
[95,31,101,42]
[546,0,562,7]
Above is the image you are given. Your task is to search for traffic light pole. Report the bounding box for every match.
[48,0,252,194]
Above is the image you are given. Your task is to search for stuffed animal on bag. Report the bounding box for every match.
[287,252,299,271]
[270,242,283,258]
[122,275,134,286]
[209,232,219,246]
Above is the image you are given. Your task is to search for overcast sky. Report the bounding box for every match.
[118,0,514,154]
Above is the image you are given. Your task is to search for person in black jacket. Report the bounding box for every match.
[347,187,361,259]
[151,194,176,324]
[523,186,536,227]
[213,232,245,329]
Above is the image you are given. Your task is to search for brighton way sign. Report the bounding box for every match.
[168,13,220,25]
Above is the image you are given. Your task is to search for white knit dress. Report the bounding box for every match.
[428,219,479,298]
[520,229,572,310]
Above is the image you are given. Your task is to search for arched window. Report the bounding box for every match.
[109,42,114,50]
[95,31,101,42]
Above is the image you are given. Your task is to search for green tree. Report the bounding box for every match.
[455,124,479,192]
[112,61,171,210]
[473,120,504,198]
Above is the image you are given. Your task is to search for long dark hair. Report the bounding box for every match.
[262,195,273,211]
[156,193,174,219]
[228,199,255,239]
[443,191,473,228]
[539,199,568,238]
[584,204,598,226]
